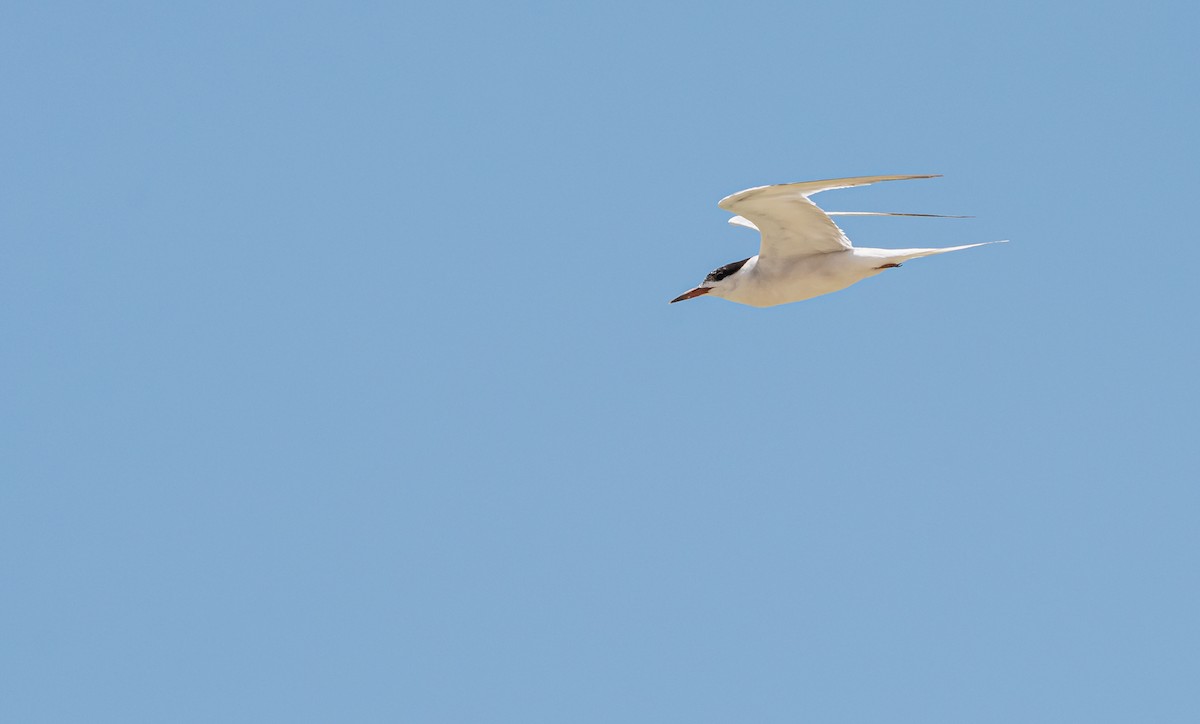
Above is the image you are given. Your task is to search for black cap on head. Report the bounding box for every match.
[705,257,751,283]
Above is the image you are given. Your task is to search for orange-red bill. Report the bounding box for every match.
[669,287,711,304]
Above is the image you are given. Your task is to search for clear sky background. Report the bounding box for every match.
[3,2,1198,722]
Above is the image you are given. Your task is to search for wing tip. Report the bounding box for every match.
[718,173,944,210]
[825,211,972,219]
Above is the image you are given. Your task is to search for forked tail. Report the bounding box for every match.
[888,240,1008,264]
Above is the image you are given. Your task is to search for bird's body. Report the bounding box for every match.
[707,244,995,308]
[671,174,1005,307]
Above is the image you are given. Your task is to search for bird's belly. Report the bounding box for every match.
[726,253,874,307]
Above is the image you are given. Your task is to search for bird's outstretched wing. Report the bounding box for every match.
[728,210,969,231]
[718,174,939,259]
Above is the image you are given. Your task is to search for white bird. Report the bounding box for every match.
[670,174,1005,307]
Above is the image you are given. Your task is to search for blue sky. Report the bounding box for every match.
[3,2,1198,722]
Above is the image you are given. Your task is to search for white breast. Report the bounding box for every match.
[717,251,884,307]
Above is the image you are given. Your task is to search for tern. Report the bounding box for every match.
[670,174,1005,307]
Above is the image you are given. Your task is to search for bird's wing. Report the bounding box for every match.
[826,211,971,219]
[718,174,940,259]
[727,215,760,231]
[728,210,969,231]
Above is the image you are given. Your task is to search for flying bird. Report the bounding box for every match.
[670,174,1005,307]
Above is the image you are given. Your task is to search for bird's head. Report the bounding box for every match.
[670,256,752,304]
